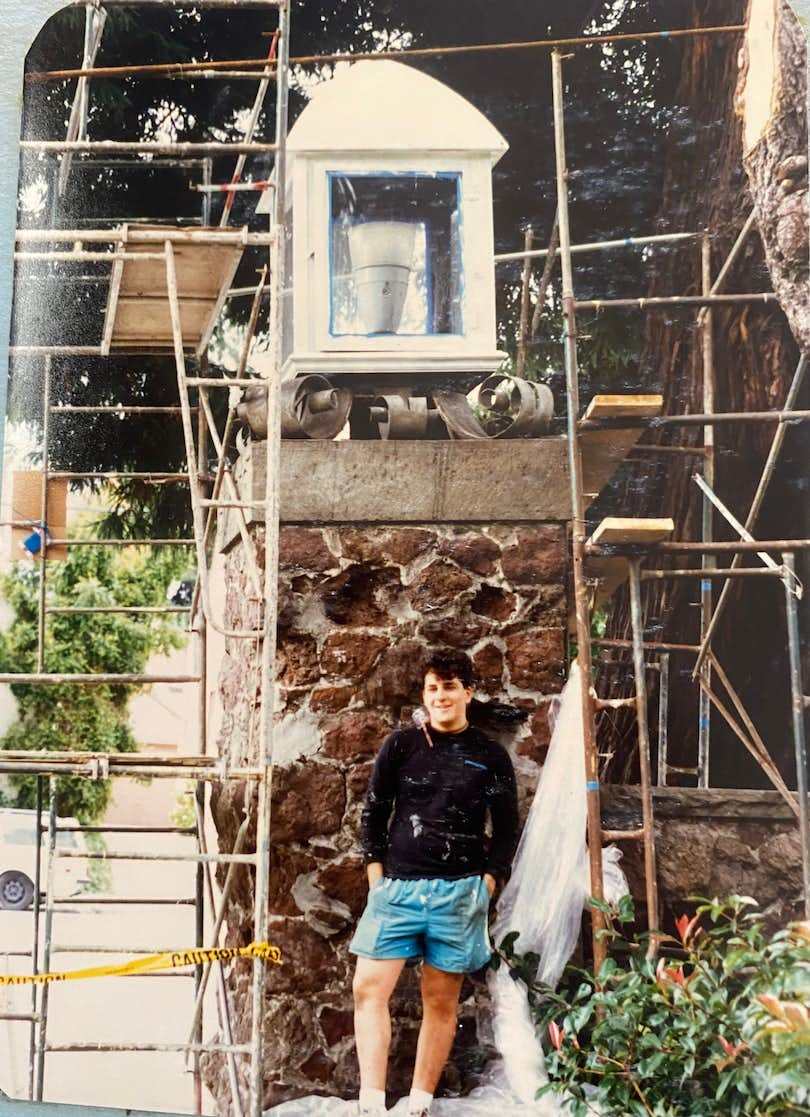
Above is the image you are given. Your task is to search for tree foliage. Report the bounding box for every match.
[0,541,189,821]
[12,0,713,527]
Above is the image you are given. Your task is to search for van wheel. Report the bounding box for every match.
[0,870,35,910]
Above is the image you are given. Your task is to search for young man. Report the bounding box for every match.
[349,649,519,1117]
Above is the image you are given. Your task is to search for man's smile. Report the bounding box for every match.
[422,671,472,733]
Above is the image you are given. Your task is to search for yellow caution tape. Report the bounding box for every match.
[0,941,282,986]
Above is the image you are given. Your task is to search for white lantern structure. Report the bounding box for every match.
[273,60,509,384]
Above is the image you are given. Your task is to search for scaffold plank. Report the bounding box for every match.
[16,228,273,246]
[583,393,663,419]
[591,517,675,545]
[579,428,648,504]
[102,226,244,354]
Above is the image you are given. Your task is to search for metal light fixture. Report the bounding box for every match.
[347,220,417,334]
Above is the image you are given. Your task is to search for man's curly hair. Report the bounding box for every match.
[422,649,475,689]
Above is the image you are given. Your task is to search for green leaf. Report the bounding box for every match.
[498,930,520,956]
[638,1051,666,1075]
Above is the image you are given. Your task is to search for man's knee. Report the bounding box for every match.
[353,966,395,1010]
[420,967,464,1016]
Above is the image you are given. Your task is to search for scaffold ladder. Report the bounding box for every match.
[2,2,292,1115]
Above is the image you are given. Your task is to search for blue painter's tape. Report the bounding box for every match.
[701,579,712,592]
[660,30,670,38]
[699,718,710,729]
[586,780,600,792]
[326,170,462,339]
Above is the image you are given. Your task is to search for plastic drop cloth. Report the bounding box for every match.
[268,662,627,1117]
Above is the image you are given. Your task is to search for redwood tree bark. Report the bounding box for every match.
[738,0,809,353]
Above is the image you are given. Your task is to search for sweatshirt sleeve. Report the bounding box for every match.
[484,745,519,883]
[360,732,399,865]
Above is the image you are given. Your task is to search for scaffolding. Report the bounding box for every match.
[537,46,810,966]
[1,2,290,1115]
[489,31,809,964]
[1,8,808,1111]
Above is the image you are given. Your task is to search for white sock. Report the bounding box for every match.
[408,1088,433,1114]
[358,1087,386,1112]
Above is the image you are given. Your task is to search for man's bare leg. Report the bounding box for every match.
[411,964,465,1094]
[353,956,407,1091]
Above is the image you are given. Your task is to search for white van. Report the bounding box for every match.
[0,808,90,910]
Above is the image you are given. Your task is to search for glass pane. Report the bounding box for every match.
[329,173,461,337]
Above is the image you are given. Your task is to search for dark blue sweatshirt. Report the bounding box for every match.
[360,724,519,883]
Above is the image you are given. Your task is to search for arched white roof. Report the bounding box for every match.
[288,60,508,163]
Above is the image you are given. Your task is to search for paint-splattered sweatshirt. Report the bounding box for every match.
[360,724,519,882]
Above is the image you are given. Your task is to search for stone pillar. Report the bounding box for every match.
[202,441,573,1111]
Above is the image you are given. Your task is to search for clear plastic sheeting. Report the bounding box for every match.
[492,660,590,989]
[486,659,595,1108]
[601,843,630,906]
[487,966,558,1108]
[267,1078,553,1117]
[267,663,626,1117]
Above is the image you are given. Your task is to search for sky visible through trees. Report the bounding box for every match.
[13,0,725,441]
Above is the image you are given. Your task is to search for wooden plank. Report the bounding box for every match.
[591,516,674,545]
[586,554,632,604]
[117,253,229,299]
[104,224,244,353]
[195,248,245,357]
[580,427,642,505]
[583,393,664,419]
[111,298,212,345]
[568,552,630,631]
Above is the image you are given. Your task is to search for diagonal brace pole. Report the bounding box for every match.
[783,554,810,917]
[707,652,799,815]
[219,34,279,228]
[627,558,660,952]
[59,4,107,197]
[696,662,798,818]
[692,473,780,570]
[197,388,265,601]
[164,241,264,640]
[693,354,808,677]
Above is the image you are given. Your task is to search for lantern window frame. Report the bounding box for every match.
[326,169,464,341]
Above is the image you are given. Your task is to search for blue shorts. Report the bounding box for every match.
[349,875,492,973]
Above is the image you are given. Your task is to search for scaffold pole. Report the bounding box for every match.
[550,48,607,971]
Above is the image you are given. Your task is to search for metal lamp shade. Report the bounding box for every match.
[347,221,417,333]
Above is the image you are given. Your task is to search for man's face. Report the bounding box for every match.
[422,671,472,733]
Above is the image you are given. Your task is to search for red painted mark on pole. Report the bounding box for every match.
[221,29,280,225]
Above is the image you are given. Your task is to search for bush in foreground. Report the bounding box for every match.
[498,895,810,1116]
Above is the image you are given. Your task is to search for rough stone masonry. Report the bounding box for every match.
[203,519,568,1110]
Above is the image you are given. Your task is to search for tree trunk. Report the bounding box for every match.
[738,0,809,353]
[597,0,805,790]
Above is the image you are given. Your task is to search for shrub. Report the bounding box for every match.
[498,895,810,1116]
